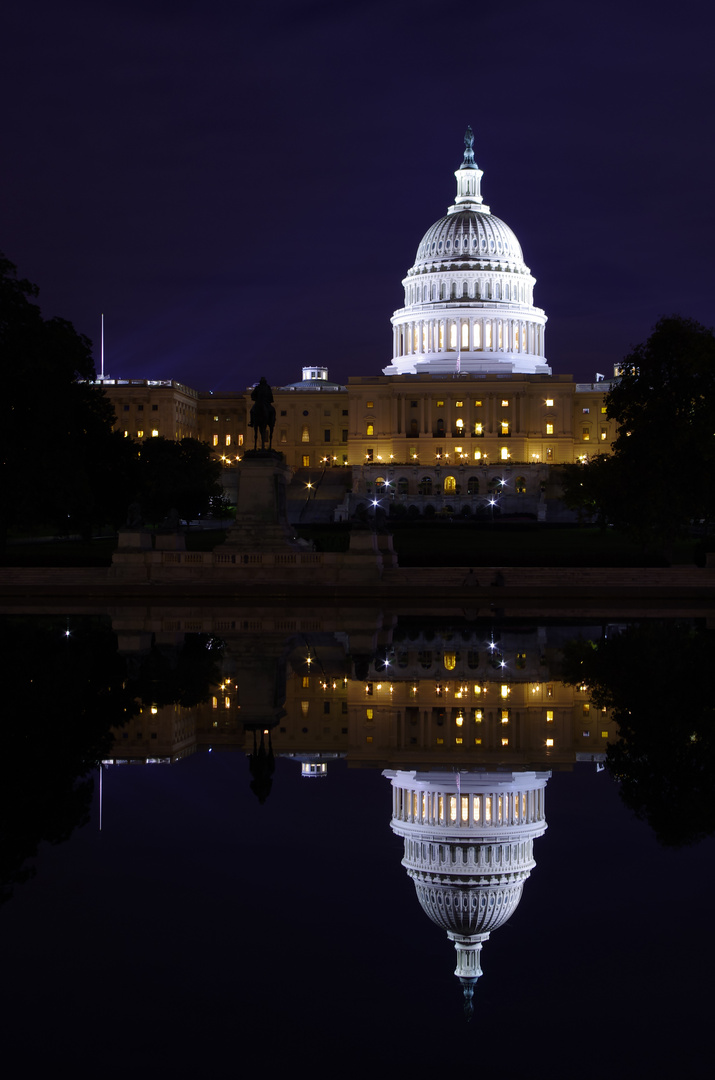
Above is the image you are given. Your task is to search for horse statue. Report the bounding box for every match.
[249,376,276,450]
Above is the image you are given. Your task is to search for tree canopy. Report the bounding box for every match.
[562,316,715,550]
[0,252,137,541]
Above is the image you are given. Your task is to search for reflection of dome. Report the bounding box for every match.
[384,127,549,378]
[384,769,550,1019]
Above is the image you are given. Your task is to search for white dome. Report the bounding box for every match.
[412,210,526,274]
[383,128,549,377]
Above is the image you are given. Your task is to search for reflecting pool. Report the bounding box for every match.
[1,608,714,1077]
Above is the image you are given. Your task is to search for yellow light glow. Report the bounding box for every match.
[546,738,554,747]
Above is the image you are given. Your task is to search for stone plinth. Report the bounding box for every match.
[218,451,301,552]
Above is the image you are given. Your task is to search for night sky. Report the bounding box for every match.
[2,0,713,391]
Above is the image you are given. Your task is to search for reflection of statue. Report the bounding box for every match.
[249,377,276,450]
[248,728,275,804]
[384,769,549,1020]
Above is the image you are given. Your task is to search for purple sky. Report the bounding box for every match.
[2,0,713,390]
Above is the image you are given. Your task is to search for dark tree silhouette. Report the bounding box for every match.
[561,621,715,846]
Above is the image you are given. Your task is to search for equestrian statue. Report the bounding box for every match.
[249,376,276,450]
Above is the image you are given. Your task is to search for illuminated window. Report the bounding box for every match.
[301,701,309,715]
[443,651,456,670]
[436,400,444,407]
[366,401,374,409]
[123,430,129,438]
[137,430,144,438]
[213,415,219,422]
[474,738,482,745]
[500,447,508,460]
[501,685,509,698]
[583,703,590,714]
[546,710,554,722]
[224,696,230,708]
[501,710,509,724]
[546,685,553,697]
[455,401,464,408]
[449,796,457,822]
[238,434,243,445]
[545,738,554,747]
[501,737,509,746]
[474,422,483,435]
[455,737,463,745]
[485,796,492,822]
[545,399,554,407]
[213,434,219,446]
[601,730,609,738]
[366,736,373,743]
[582,428,590,440]
[280,430,287,444]
[455,418,464,431]
[444,475,456,493]
[366,423,374,436]
[225,434,231,446]
[366,708,373,720]
[302,455,310,467]
[151,429,159,437]
[601,406,607,414]
[601,429,608,441]
[515,478,526,495]
[501,421,510,435]
[301,425,310,442]
[450,324,457,348]
[501,399,509,407]
[582,730,590,738]
[212,696,218,709]
[582,407,590,414]
[302,676,310,688]
[474,709,483,722]
[546,423,554,435]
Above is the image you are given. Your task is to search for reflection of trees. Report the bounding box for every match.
[0,618,223,903]
[561,622,715,846]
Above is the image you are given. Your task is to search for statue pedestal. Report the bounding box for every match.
[219,450,301,552]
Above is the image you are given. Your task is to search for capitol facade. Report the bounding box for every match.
[99,130,613,520]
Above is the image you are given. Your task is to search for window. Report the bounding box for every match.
[601,429,608,441]
[582,428,590,441]
[302,454,310,466]
[280,429,287,444]
[582,407,590,414]
[515,476,526,494]
[467,476,479,494]
[500,447,508,460]
[238,434,243,446]
[455,418,464,430]
[366,708,373,720]
[601,406,607,414]
[474,400,482,407]
[213,434,219,446]
[151,429,159,437]
[410,400,418,407]
[225,434,231,446]
[213,415,219,422]
[342,409,348,416]
[501,421,510,435]
[545,398,554,407]
[302,676,310,688]
[601,730,609,739]
[152,403,158,411]
[455,400,463,408]
[280,409,287,416]
[418,476,432,495]
[501,737,509,746]
[342,429,348,441]
[501,399,509,407]
[123,404,129,411]
[366,448,373,462]
[366,423,374,436]
[301,701,309,715]
[137,430,144,438]
[375,477,386,492]
[546,423,554,435]
[444,475,456,493]
[137,404,144,411]
[324,429,331,442]
[397,477,409,495]
[366,401,374,409]
[301,425,310,443]
[436,400,444,407]
[545,738,554,747]
[546,710,554,722]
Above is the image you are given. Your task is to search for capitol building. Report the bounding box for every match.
[99,129,613,519]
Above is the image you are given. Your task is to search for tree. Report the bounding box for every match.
[594,316,715,549]
[561,622,715,847]
[0,252,135,542]
[138,436,221,524]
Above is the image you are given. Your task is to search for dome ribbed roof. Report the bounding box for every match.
[411,210,525,274]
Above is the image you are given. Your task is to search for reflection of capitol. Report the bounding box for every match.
[385,768,549,1018]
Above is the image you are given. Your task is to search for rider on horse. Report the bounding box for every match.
[249,376,276,450]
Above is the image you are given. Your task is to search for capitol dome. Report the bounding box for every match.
[384,769,550,1019]
[383,128,549,377]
